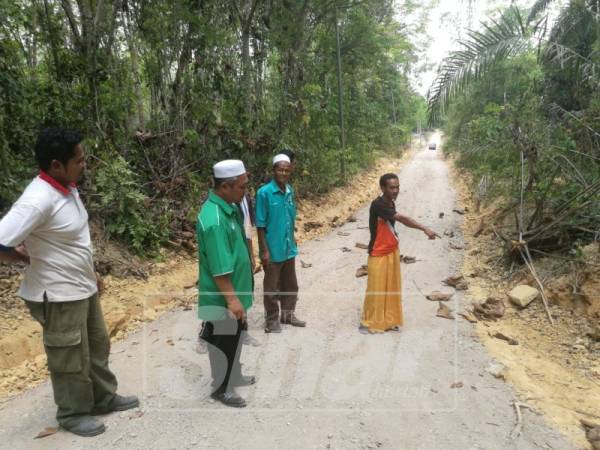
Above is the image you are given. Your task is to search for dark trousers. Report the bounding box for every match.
[25,294,118,423]
[200,318,244,393]
[263,257,298,322]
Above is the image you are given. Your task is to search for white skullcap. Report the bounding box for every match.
[273,154,291,166]
[213,159,246,178]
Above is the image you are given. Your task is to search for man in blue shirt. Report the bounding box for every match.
[256,154,306,333]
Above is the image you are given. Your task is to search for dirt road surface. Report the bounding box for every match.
[0,137,573,449]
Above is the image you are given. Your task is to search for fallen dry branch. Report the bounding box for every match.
[517,244,554,325]
[473,220,486,237]
[526,179,600,243]
[35,427,59,439]
[491,331,519,345]
[510,401,534,439]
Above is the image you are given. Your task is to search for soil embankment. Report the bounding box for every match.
[450,157,600,449]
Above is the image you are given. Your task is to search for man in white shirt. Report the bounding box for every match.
[0,128,138,437]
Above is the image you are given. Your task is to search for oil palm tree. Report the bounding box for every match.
[426,0,600,254]
[427,0,600,124]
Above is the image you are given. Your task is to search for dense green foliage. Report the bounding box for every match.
[0,0,424,253]
[429,2,600,252]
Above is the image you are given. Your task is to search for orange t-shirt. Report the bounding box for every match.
[368,196,398,256]
[370,218,398,256]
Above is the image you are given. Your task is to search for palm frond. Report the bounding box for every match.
[544,41,594,71]
[527,0,557,24]
[543,0,600,85]
[427,6,530,125]
[546,0,593,44]
[549,102,600,139]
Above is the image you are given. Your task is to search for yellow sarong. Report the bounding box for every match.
[360,249,403,331]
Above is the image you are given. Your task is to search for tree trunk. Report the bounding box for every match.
[278,0,310,130]
[125,5,145,131]
[28,0,39,70]
[42,0,61,79]
[241,21,252,118]
[234,0,259,121]
[252,34,265,120]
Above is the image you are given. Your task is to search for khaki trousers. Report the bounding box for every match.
[26,294,118,423]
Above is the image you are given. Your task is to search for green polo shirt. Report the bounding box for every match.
[255,179,298,263]
[196,191,253,320]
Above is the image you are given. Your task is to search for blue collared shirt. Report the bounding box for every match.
[255,179,298,263]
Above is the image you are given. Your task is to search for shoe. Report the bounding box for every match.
[265,320,282,333]
[92,394,139,414]
[242,333,262,347]
[109,394,140,411]
[358,325,384,335]
[280,312,306,327]
[60,415,106,437]
[210,390,246,407]
[231,374,256,387]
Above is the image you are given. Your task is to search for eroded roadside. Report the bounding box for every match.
[449,155,600,449]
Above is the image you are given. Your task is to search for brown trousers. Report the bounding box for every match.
[263,257,298,322]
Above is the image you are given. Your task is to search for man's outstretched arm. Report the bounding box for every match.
[394,213,440,239]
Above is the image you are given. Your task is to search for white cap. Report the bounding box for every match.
[273,154,291,166]
[213,159,246,178]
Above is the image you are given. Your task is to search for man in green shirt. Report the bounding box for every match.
[256,154,306,333]
[197,159,255,407]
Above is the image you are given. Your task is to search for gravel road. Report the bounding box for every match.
[0,141,574,449]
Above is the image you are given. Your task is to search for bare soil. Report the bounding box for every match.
[450,156,600,449]
[0,252,197,400]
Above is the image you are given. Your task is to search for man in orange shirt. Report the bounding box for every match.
[360,173,439,333]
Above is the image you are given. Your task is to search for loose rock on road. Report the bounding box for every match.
[0,138,572,449]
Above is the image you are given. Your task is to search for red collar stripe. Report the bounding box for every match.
[38,170,73,195]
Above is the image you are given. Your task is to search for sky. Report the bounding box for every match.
[402,0,537,97]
